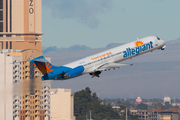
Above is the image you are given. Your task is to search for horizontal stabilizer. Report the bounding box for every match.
[11,56,48,64]
[30,56,49,63]
[95,63,133,71]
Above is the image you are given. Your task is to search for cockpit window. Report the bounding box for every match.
[157,36,160,40]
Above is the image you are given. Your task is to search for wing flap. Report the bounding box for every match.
[95,63,133,71]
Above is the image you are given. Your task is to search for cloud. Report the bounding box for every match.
[43,0,112,28]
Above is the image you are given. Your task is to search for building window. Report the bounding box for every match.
[0,22,3,32]
[0,11,3,20]
[1,41,3,49]
[6,0,8,32]
[6,41,8,49]
[10,0,12,32]
[6,35,11,37]
[0,0,2,9]
[10,41,12,49]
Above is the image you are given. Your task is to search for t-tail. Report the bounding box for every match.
[30,56,56,75]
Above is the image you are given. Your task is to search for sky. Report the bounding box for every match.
[42,0,180,48]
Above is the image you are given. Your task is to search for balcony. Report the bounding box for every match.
[35,95,40,99]
[25,101,30,105]
[14,100,19,104]
[13,106,19,110]
[43,91,50,95]
[25,76,30,80]
[35,92,40,95]
[35,90,40,94]
[34,70,39,74]
[44,101,50,105]
[45,110,50,114]
[44,95,50,99]
[25,111,30,115]
[44,105,50,110]
[35,110,39,115]
[35,105,40,110]
[24,95,30,99]
[25,66,30,71]
[13,110,18,114]
[25,71,30,76]
[35,102,40,105]
[13,71,19,75]
[25,105,30,110]
[14,66,19,70]
[43,86,50,90]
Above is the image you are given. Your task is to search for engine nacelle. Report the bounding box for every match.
[64,66,84,79]
[89,71,101,78]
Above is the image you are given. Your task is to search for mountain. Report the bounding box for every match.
[42,44,91,54]
[68,45,91,51]
[42,46,58,54]
[169,37,180,44]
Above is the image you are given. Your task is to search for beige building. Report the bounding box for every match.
[0,0,42,51]
[50,88,76,120]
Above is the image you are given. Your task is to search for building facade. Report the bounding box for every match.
[0,50,51,120]
[8,49,51,120]
[0,52,21,120]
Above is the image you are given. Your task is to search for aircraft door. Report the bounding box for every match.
[155,39,158,46]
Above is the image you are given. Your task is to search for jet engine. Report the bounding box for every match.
[63,66,84,79]
[89,71,101,78]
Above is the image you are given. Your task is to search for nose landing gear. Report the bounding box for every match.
[161,45,166,50]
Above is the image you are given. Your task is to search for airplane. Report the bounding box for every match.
[30,36,166,81]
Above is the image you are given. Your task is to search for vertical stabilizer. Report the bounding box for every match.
[31,56,56,75]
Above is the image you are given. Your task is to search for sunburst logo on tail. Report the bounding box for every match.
[135,41,144,47]
[34,62,54,75]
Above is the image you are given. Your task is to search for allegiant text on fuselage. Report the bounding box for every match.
[123,41,153,58]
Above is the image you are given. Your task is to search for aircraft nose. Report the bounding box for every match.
[161,39,166,46]
[159,39,166,50]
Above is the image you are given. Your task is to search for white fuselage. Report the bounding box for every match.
[64,36,166,74]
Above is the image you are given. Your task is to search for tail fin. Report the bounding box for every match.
[31,56,56,75]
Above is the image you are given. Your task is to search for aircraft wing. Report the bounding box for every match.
[95,63,133,71]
